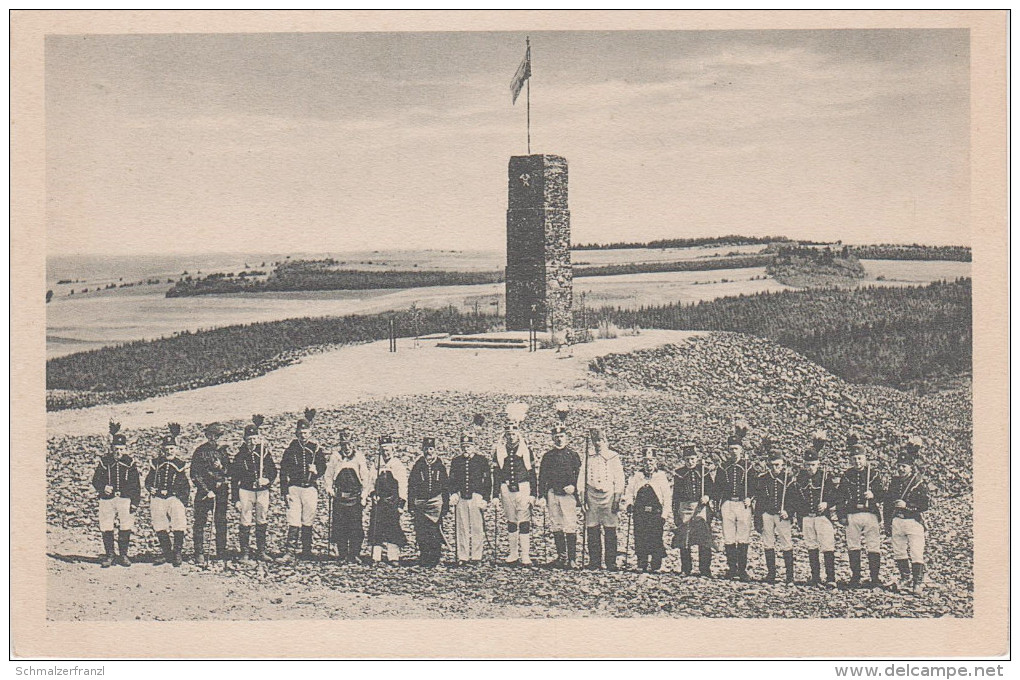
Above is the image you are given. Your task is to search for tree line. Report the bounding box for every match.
[573,235,790,250]
[583,278,972,389]
[46,307,499,410]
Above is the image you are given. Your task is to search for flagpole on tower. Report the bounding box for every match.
[526,36,531,155]
[510,35,533,153]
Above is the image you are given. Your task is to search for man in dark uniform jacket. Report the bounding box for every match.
[884,438,930,595]
[231,420,278,562]
[755,451,804,584]
[796,447,841,586]
[144,424,190,567]
[838,444,887,588]
[91,424,141,568]
[537,425,582,569]
[671,444,714,577]
[493,422,539,565]
[712,437,754,580]
[190,422,231,566]
[449,431,493,565]
[279,415,327,561]
[368,435,408,565]
[408,436,450,568]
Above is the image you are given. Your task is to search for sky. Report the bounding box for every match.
[46,29,970,256]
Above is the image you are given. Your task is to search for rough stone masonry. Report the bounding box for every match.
[505,154,572,332]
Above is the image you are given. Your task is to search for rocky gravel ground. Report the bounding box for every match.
[47,332,972,620]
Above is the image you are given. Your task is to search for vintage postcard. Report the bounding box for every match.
[11,10,1008,658]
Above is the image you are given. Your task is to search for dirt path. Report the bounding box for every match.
[47,330,704,437]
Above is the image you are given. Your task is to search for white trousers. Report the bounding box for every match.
[761,513,793,551]
[891,517,925,563]
[454,494,485,561]
[720,500,751,544]
[150,496,186,532]
[286,486,318,527]
[846,512,881,551]
[500,482,533,526]
[99,497,134,532]
[239,489,270,525]
[802,515,836,552]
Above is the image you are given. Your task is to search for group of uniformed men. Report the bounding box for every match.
[91,407,931,595]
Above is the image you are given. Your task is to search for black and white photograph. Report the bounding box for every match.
[11,10,1008,660]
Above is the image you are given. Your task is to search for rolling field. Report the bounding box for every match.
[46,253,970,358]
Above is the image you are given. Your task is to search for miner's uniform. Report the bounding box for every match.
[326,446,371,563]
[838,461,886,587]
[755,464,804,583]
[884,455,930,594]
[493,434,539,565]
[537,435,582,568]
[408,440,450,568]
[231,438,278,561]
[578,444,626,570]
[624,468,671,572]
[712,458,754,579]
[280,433,327,559]
[91,440,142,567]
[449,434,493,563]
[189,434,232,564]
[796,456,842,585]
[671,462,715,576]
[144,445,190,567]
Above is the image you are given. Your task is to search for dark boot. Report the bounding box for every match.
[101,531,116,568]
[117,531,132,567]
[154,531,172,566]
[764,549,777,583]
[737,543,750,581]
[214,529,228,561]
[783,550,795,584]
[823,551,836,584]
[848,550,862,586]
[301,526,314,559]
[649,554,662,573]
[680,547,693,575]
[566,533,578,568]
[239,526,252,562]
[586,527,602,570]
[895,558,911,591]
[807,549,821,585]
[867,551,882,589]
[172,530,184,567]
[724,544,736,579]
[254,524,268,560]
[604,527,618,571]
[698,547,713,578]
[193,521,208,565]
[552,531,566,568]
[281,526,299,562]
[637,554,648,572]
[911,562,925,595]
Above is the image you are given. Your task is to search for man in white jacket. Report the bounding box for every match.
[578,427,626,571]
[325,429,371,563]
[624,447,672,573]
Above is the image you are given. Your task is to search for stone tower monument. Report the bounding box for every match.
[505,154,572,332]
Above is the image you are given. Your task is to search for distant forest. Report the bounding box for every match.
[590,278,972,389]
[573,235,789,250]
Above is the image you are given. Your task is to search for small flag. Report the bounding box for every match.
[510,42,531,105]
